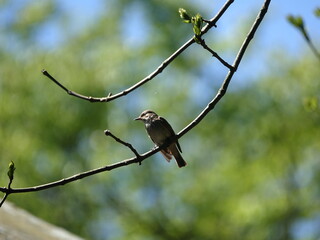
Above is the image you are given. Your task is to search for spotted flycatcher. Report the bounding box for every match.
[135,110,187,168]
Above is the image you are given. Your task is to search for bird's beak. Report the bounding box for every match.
[134,116,141,121]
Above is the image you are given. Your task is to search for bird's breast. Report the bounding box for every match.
[145,120,171,145]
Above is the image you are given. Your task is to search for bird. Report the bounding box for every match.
[135,110,187,168]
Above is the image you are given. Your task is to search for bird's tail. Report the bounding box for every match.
[170,144,187,168]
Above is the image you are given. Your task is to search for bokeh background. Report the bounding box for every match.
[0,0,319,239]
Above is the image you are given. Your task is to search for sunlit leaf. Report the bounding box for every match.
[179,8,192,23]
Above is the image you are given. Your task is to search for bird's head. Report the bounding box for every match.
[134,110,158,122]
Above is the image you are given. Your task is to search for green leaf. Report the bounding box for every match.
[179,8,192,23]
[287,15,311,41]
[7,161,16,181]
[192,13,203,36]
[287,15,304,29]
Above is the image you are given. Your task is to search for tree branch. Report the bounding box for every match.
[0,178,13,207]
[0,142,167,194]
[104,130,141,160]
[42,0,236,103]
[304,35,320,62]
[199,39,234,69]
[0,0,271,200]
[178,0,271,137]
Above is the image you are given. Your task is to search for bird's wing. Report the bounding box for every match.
[159,116,182,153]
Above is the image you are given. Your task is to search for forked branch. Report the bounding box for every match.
[42,0,235,103]
[0,0,271,205]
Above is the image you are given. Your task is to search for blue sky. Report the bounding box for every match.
[1,0,318,54]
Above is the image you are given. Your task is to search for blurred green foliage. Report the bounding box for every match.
[0,1,319,240]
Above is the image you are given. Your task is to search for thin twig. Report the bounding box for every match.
[0,178,13,207]
[305,36,320,62]
[0,145,167,194]
[104,130,141,160]
[42,0,236,103]
[199,39,234,69]
[201,0,234,35]
[42,70,110,102]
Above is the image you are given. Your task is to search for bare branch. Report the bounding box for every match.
[0,144,167,194]
[303,32,320,61]
[42,0,236,103]
[0,178,13,207]
[42,70,111,102]
[199,39,234,69]
[201,0,234,34]
[178,0,271,138]
[233,0,271,71]
[104,130,141,160]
